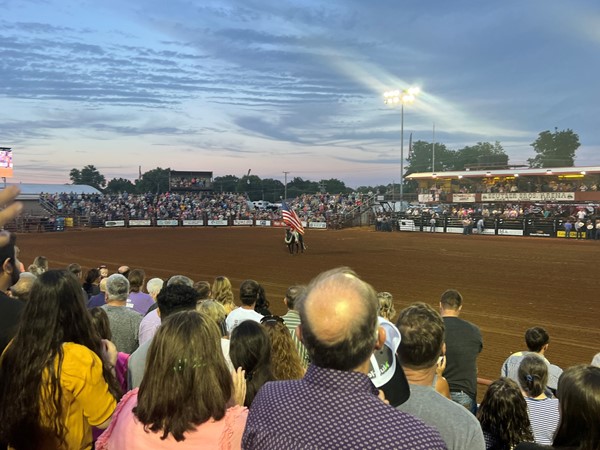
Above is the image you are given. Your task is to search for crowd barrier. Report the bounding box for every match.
[397,215,600,239]
[97,218,329,230]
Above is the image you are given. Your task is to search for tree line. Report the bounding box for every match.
[69,128,580,201]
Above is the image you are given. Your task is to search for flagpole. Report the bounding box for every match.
[400,102,404,210]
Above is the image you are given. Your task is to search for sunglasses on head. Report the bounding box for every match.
[260,315,284,325]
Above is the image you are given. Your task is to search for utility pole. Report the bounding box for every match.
[432,123,436,173]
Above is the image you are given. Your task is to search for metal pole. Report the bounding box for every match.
[283,171,290,200]
[432,122,436,173]
[400,103,404,210]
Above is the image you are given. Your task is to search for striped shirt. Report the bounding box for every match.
[525,396,559,445]
[281,310,310,367]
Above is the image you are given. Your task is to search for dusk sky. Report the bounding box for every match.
[2,0,599,188]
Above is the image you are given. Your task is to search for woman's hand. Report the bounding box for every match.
[101,339,118,368]
[232,367,247,406]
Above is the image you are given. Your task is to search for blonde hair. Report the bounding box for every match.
[212,276,236,314]
[377,292,396,322]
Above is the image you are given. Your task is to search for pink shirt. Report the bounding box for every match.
[96,389,247,450]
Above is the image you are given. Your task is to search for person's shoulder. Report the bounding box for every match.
[129,339,151,362]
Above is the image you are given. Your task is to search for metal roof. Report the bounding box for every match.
[406,166,600,180]
[6,183,102,197]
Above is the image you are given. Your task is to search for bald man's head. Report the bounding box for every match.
[298,267,378,371]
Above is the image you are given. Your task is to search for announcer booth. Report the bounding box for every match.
[169,170,213,192]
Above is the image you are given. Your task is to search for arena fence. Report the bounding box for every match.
[394,214,599,239]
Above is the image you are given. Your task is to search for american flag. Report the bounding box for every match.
[281,202,305,234]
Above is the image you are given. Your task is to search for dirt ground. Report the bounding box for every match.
[16,226,600,400]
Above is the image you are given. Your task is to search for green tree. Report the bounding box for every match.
[406,140,454,175]
[69,165,106,190]
[135,167,170,194]
[452,141,507,171]
[238,175,263,200]
[528,128,581,168]
[213,175,239,193]
[286,177,319,198]
[105,177,136,194]
[319,178,351,194]
[260,178,285,202]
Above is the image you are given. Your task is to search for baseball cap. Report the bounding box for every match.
[367,317,411,407]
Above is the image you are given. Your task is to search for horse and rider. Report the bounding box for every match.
[285,227,306,254]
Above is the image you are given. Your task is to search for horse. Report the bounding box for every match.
[285,228,300,254]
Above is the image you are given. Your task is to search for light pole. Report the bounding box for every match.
[384,87,420,209]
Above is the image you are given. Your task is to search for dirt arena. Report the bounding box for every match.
[16,226,600,400]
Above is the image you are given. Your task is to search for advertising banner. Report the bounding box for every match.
[453,194,477,203]
[309,222,327,229]
[233,220,253,226]
[255,220,272,227]
[207,220,228,226]
[271,220,287,227]
[398,219,416,231]
[129,220,151,226]
[105,220,125,227]
[482,192,575,202]
[182,220,204,226]
[156,220,179,226]
[498,229,524,236]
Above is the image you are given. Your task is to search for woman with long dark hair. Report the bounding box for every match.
[229,320,274,407]
[0,270,121,450]
[83,267,102,299]
[477,377,534,449]
[96,310,247,449]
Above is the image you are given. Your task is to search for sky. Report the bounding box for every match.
[2,0,599,188]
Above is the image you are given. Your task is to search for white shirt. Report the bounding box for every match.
[225,307,263,334]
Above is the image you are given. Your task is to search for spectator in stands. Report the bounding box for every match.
[0,233,24,353]
[128,283,200,390]
[97,311,248,449]
[563,220,572,238]
[9,271,36,302]
[501,326,563,395]
[193,280,212,301]
[517,354,559,445]
[242,267,446,449]
[515,365,600,450]
[137,277,164,346]
[83,268,101,299]
[101,274,142,354]
[127,269,154,315]
[0,270,120,449]
[261,315,305,380]
[229,320,274,408]
[98,264,108,279]
[395,302,485,450]
[212,275,236,314]
[477,377,534,450]
[225,279,263,334]
[197,300,233,370]
[29,255,48,277]
[281,284,309,367]
[67,262,82,279]
[87,277,108,308]
[117,265,130,278]
[377,291,397,322]
[440,289,483,414]
[255,284,271,315]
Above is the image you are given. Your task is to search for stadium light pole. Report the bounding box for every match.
[383,87,420,210]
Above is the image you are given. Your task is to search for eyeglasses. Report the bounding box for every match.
[260,315,284,325]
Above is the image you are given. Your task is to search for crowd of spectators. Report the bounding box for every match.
[421,178,600,196]
[169,176,211,190]
[39,191,369,225]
